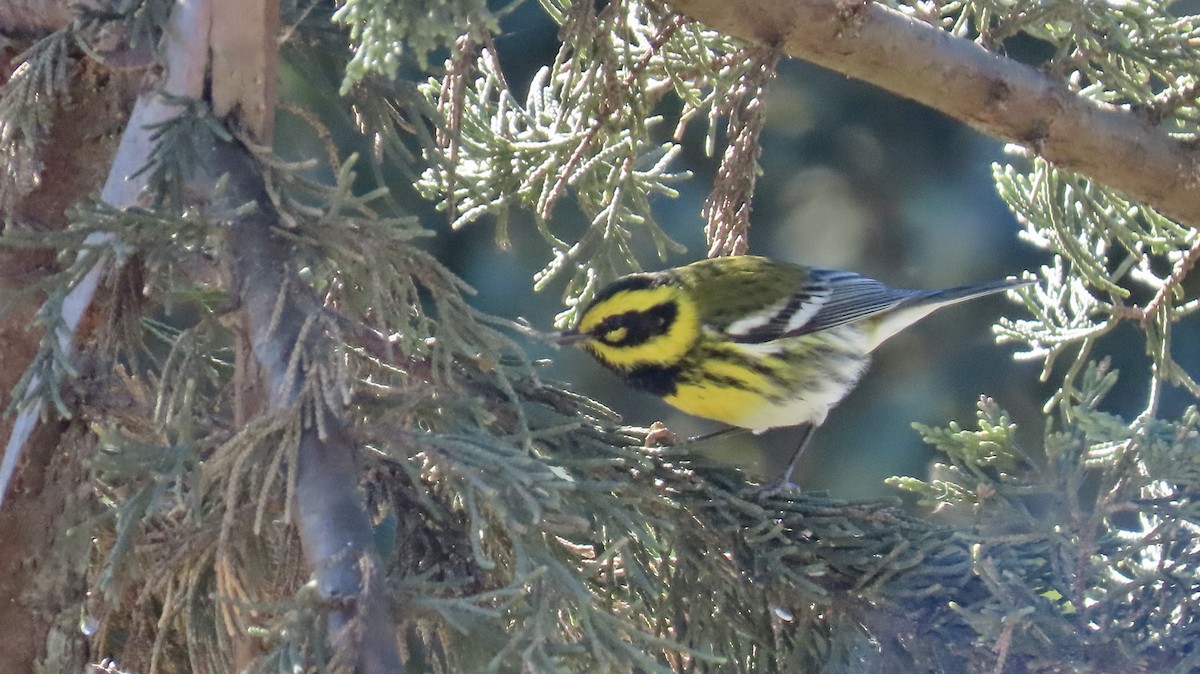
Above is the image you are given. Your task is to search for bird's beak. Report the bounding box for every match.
[554,329,589,347]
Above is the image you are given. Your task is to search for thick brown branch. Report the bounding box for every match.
[668,0,1200,229]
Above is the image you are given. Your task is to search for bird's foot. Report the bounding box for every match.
[742,476,801,499]
[644,421,679,447]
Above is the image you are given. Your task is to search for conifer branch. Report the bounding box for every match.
[192,134,405,674]
[668,0,1200,231]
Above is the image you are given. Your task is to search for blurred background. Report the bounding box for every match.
[276,5,1170,500]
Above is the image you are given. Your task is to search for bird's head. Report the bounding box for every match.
[557,272,700,372]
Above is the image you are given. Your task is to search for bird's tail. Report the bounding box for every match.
[930,278,1033,305]
[865,277,1031,352]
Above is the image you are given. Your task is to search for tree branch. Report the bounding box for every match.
[193,135,405,674]
[668,0,1200,230]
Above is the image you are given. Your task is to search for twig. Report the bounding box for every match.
[434,29,485,222]
[1105,236,1200,331]
[1139,236,1200,328]
[702,46,777,257]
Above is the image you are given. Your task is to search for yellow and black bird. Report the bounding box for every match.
[557,255,1027,485]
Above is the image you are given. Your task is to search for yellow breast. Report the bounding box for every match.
[665,382,775,428]
[663,344,787,429]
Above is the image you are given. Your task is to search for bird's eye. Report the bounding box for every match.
[602,326,629,344]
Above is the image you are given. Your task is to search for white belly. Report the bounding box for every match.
[734,357,867,431]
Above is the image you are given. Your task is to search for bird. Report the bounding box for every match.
[555,255,1028,486]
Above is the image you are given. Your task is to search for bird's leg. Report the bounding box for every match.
[775,423,815,489]
[644,424,746,448]
[687,426,747,445]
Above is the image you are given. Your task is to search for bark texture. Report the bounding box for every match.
[0,51,137,672]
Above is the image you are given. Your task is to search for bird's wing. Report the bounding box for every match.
[725,269,926,344]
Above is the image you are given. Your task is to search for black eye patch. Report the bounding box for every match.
[593,302,677,346]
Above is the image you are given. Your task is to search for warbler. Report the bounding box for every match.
[556,255,1027,485]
